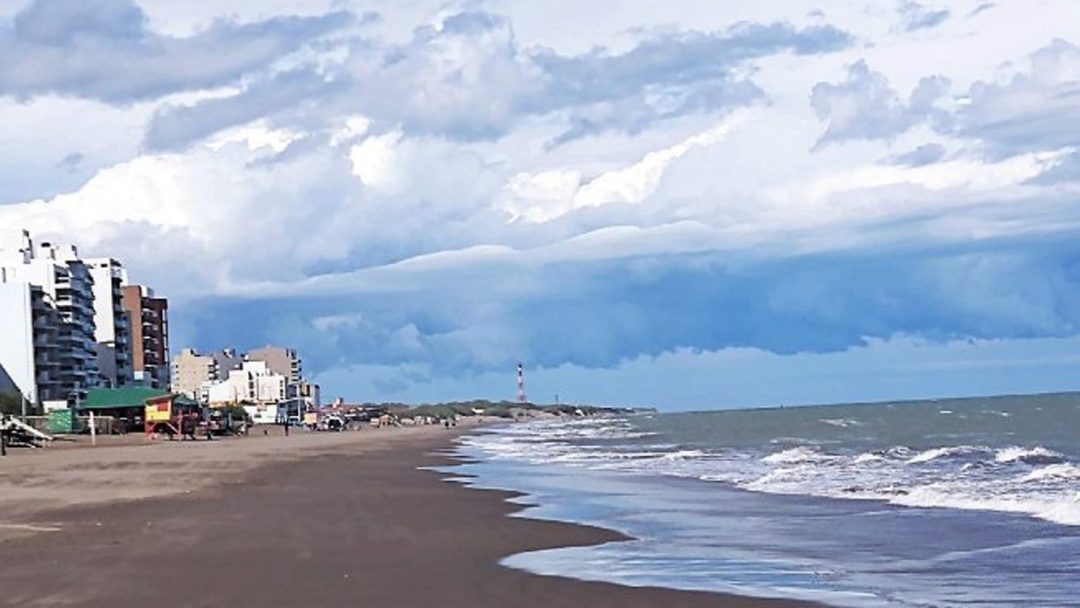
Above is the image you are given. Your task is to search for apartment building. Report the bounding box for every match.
[211,349,244,381]
[298,381,322,409]
[86,258,133,388]
[0,233,99,405]
[122,285,170,390]
[0,274,63,404]
[206,361,286,405]
[171,348,218,399]
[246,346,302,386]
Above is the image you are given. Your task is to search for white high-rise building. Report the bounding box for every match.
[0,269,61,405]
[86,258,133,388]
[0,231,99,406]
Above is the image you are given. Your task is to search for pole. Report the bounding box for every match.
[89,411,97,446]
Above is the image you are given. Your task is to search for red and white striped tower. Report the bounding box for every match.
[517,362,527,404]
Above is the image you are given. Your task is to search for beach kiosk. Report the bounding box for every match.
[144,393,201,439]
[78,388,173,434]
[75,388,201,436]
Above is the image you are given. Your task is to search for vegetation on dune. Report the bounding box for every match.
[364,399,648,420]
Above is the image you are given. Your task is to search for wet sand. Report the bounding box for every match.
[0,425,824,607]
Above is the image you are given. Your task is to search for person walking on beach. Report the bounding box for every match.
[184,412,198,441]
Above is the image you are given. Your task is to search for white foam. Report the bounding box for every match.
[464,417,1080,529]
[995,446,1066,465]
[662,449,707,461]
[1020,464,1080,483]
[762,447,838,465]
[819,418,862,428]
[891,486,1080,527]
[852,453,885,464]
[905,445,986,464]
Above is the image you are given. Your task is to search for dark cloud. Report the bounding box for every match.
[952,40,1080,157]
[0,0,352,103]
[55,152,84,173]
[810,40,1080,162]
[533,21,853,142]
[177,226,1080,379]
[888,142,946,166]
[145,11,854,149]
[13,0,145,44]
[897,1,951,31]
[811,60,949,148]
[144,69,342,151]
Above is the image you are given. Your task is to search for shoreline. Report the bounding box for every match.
[0,423,825,607]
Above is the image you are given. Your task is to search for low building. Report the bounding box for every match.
[76,387,197,433]
[298,381,321,410]
[243,403,285,425]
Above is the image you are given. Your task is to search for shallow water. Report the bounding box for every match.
[449,393,1080,607]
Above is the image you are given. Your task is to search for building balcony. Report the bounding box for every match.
[33,334,56,348]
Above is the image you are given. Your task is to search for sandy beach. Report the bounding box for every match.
[0,423,823,607]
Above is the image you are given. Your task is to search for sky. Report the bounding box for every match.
[0,0,1079,410]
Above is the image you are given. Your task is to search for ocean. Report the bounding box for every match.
[448,393,1080,607]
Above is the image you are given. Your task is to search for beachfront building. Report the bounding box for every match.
[206,360,287,424]
[172,348,252,402]
[246,345,301,383]
[171,348,218,400]
[86,258,133,388]
[0,232,100,407]
[122,285,170,390]
[212,349,245,381]
[0,273,61,406]
[298,381,322,410]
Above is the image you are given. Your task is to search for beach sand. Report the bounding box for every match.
[0,423,823,607]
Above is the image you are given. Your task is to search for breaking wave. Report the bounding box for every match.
[462,411,1080,528]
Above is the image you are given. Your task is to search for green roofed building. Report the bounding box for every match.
[75,388,198,433]
[79,387,172,410]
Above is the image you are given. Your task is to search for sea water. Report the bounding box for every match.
[448,393,1080,607]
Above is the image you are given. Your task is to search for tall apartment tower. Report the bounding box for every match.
[0,231,99,405]
[122,284,170,389]
[86,258,133,388]
[0,269,62,404]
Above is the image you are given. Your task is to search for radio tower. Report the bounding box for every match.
[517,362,527,404]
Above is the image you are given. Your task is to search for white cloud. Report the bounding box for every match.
[348,130,403,189]
[801,151,1061,203]
[504,115,744,222]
